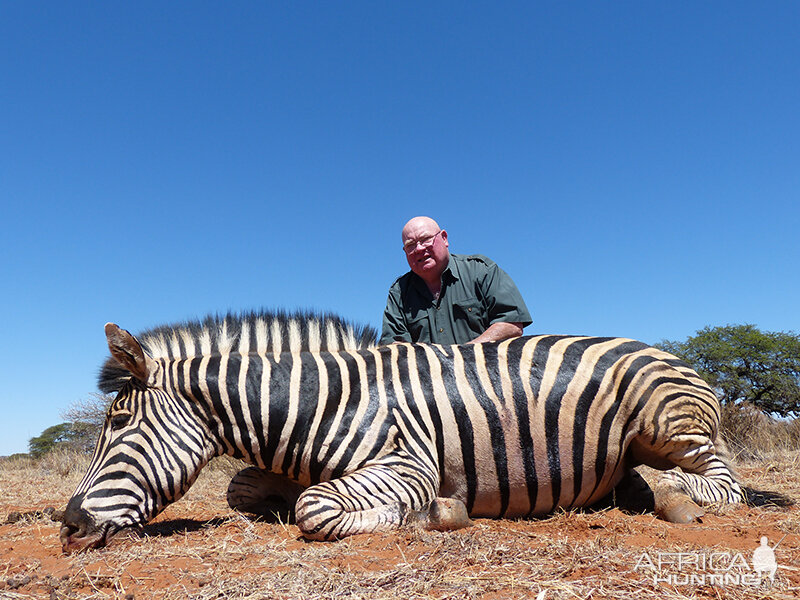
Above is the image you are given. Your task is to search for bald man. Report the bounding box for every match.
[380,216,532,345]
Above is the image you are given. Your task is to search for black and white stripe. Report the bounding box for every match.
[61,312,741,549]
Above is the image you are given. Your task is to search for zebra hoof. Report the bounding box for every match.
[656,497,705,524]
[226,467,304,520]
[407,498,473,532]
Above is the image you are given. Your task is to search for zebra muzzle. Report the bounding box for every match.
[60,495,107,553]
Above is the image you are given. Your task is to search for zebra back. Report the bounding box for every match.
[98,309,378,393]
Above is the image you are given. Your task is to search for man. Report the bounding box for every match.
[380,216,532,345]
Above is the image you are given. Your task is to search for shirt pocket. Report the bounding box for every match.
[453,297,485,334]
[405,311,429,342]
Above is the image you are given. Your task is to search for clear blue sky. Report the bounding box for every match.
[2,2,798,456]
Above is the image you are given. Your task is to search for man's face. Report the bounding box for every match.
[402,221,449,281]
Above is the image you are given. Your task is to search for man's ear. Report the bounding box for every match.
[105,323,155,383]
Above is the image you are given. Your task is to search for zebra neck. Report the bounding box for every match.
[187,352,328,476]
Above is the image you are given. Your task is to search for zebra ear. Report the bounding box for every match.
[105,323,154,383]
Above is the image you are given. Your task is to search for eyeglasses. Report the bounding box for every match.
[403,230,443,254]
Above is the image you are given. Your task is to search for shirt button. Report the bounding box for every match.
[439,328,444,332]
[468,308,472,312]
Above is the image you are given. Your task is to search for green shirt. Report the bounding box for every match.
[380,253,532,345]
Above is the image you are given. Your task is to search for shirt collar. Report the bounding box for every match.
[442,254,459,283]
[408,255,458,296]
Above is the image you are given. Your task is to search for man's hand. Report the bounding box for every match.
[466,322,524,344]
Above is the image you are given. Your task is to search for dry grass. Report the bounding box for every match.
[1,451,799,600]
[721,404,800,461]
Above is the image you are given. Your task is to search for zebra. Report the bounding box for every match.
[94,309,376,520]
[61,311,742,551]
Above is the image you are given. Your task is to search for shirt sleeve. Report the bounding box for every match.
[478,261,533,328]
[380,284,413,344]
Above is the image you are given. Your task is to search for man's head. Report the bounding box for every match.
[401,216,450,283]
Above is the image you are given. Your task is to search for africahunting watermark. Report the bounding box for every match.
[634,536,782,587]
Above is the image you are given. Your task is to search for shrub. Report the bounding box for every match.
[720,402,800,461]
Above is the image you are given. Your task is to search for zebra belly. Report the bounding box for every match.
[439,442,629,518]
[463,470,626,517]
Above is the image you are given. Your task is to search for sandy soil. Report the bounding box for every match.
[1,456,799,599]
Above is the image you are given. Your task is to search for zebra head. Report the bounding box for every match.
[60,323,215,553]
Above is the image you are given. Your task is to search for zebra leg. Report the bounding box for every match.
[406,497,473,532]
[605,467,656,514]
[652,438,742,524]
[295,458,442,540]
[227,467,305,520]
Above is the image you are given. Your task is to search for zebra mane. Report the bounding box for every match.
[98,309,378,394]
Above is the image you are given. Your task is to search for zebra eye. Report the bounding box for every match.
[110,412,132,431]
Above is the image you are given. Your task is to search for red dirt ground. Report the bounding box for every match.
[1,460,799,599]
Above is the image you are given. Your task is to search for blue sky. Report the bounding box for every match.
[2,2,798,456]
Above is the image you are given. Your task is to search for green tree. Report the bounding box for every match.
[23,393,114,459]
[28,423,74,458]
[658,324,800,416]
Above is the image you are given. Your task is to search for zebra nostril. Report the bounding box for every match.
[60,521,82,550]
[61,495,92,539]
[60,512,87,536]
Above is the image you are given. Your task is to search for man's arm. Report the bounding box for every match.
[466,321,524,344]
[379,286,413,344]
[473,257,531,344]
